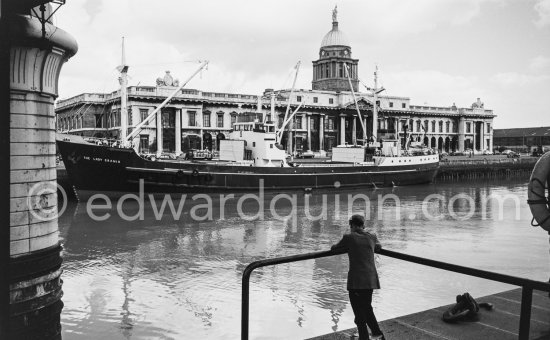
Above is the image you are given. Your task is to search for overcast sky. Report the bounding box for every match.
[54,0,550,128]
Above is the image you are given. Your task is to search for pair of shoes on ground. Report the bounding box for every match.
[350,332,385,340]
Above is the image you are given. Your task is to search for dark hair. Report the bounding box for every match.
[349,214,365,227]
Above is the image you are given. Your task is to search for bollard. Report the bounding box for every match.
[7,4,77,339]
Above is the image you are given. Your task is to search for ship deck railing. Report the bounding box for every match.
[241,248,550,340]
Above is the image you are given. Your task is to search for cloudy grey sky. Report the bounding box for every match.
[54,0,550,128]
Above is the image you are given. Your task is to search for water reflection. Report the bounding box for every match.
[59,179,549,339]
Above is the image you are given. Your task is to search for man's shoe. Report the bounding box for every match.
[371,334,385,340]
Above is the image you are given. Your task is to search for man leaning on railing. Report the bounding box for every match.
[331,214,385,340]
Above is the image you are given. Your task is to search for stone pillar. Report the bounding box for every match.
[156,109,163,155]
[479,122,487,151]
[8,9,77,339]
[339,114,346,145]
[307,114,311,151]
[352,116,357,145]
[175,109,181,155]
[319,114,325,154]
[458,117,465,152]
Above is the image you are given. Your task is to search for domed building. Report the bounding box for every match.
[312,6,359,92]
[55,6,495,156]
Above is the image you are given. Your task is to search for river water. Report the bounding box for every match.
[58,179,549,339]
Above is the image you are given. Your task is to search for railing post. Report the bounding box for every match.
[242,265,253,340]
[518,287,533,340]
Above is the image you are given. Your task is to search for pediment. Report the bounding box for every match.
[344,98,373,110]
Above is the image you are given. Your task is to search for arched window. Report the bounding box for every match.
[438,121,443,133]
[431,120,436,132]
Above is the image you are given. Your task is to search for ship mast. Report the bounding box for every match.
[276,61,301,144]
[344,63,367,144]
[361,65,385,144]
[117,37,129,144]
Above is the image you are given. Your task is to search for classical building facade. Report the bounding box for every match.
[55,8,495,155]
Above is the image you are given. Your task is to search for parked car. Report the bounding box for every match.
[501,149,513,155]
[482,149,493,155]
[507,151,520,158]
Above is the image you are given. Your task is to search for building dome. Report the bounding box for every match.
[321,24,350,48]
[321,6,350,48]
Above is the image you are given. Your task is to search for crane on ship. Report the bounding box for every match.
[343,63,385,146]
[274,61,305,159]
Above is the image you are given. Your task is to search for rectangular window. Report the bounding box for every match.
[127,110,133,126]
[295,117,302,129]
[446,121,450,133]
[203,112,211,127]
[416,121,421,132]
[402,103,406,109]
[431,121,436,132]
[217,114,224,128]
[231,115,236,127]
[486,123,491,133]
[188,111,196,127]
[270,144,273,148]
[95,115,102,128]
[139,135,149,153]
[296,96,302,102]
[162,111,174,128]
[329,98,334,104]
[389,102,394,108]
[313,97,318,103]
[328,117,334,130]
[140,109,148,124]
[466,122,472,133]
[439,121,443,133]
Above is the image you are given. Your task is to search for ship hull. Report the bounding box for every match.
[57,140,439,197]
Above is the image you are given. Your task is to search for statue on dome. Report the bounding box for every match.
[332,5,338,22]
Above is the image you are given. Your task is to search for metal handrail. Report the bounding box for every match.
[242,248,550,340]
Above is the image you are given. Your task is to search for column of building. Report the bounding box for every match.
[175,108,181,155]
[307,114,312,151]
[8,7,77,338]
[339,114,346,145]
[458,117,465,152]
[479,121,487,151]
[156,110,163,155]
[351,116,357,145]
[319,114,325,154]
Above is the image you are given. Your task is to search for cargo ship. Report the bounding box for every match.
[57,60,439,198]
